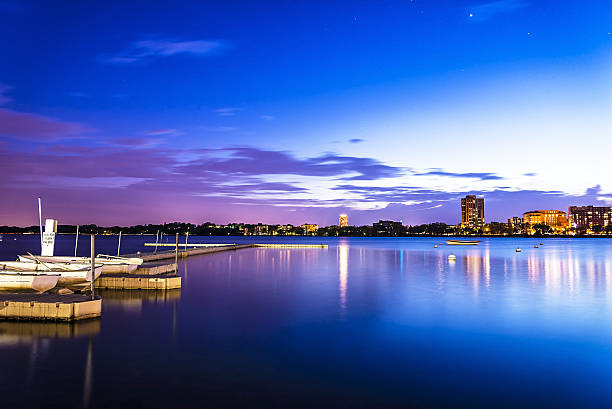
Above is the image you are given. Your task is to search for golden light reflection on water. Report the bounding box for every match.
[462,249,492,296]
[339,245,348,314]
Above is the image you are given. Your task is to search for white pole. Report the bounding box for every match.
[185,231,189,250]
[74,225,79,257]
[117,231,122,256]
[37,197,43,253]
[154,230,159,254]
[90,234,95,300]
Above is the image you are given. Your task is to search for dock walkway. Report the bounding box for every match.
[0,293,101,321]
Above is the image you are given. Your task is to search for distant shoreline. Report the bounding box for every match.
[2,232,611,239]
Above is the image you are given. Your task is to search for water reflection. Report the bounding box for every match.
[97,289,181,313]
[82,336,93,409]
[0,320,100,345]
[338,245,348,315]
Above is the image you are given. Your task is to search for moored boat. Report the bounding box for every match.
[446,240,481,245]
[0,273,59,293]
[18,254,142,274]
[0,260,102,289]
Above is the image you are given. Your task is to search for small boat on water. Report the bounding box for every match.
[0,260,102,290]
[0,272,59,293]
[18,254,142,274]
[446,240,481,245]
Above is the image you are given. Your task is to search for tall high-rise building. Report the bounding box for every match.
[568,206,612,230]
[461,195,485,229]
[339,214,349,227]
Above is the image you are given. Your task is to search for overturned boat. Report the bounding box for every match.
[0,260,102,290]
[19,254,142,274]
[0,271,59,293]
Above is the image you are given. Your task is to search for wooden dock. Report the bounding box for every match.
[127,244,252,262]
[0,293,101,321]
[253,243,328,248]
[95,274,181,290]
[96,242,327,291]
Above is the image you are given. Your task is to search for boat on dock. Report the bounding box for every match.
[18,254,142,274]
[0,260,102,290]
[0,273,59,293]
[446,240,481,245]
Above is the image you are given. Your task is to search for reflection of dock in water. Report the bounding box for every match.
[97,289,181,312]
[98,289,181,304]
[0,319,100,344]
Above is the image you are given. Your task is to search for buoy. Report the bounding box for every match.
[434,245,438,248]
[516,248,522,252]
[448,253,456,260]
[540,243,543,245]
[534,245,539,248]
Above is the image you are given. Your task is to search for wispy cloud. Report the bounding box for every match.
[260,115,275,121]
[183,147,403,181]
[100,39,225,64]
[214,107,243,116]
[202,126,237,132]
[0,108,92,141]
[349,138,364,144]
[415,169,504,180]
[113,137,166,148]
[0,84,13,106]
[468,0,527,21]
[143,129,179,136]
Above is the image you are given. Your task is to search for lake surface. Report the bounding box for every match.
[2,235,612,408]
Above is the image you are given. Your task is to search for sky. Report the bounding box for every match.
[1,0,612,227]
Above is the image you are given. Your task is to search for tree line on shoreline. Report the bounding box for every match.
[1,221,611,237]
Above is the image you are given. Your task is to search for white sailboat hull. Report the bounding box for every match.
[19,255,142,274]
[0,274,59,293]
[1,261,102,288]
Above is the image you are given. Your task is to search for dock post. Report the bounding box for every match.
[175,233,179,273]
[90,234,95,300]
[38,197,43,253]
[74,225,79,257]
[117,231,122,256]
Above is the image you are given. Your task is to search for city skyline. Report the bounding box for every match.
[2,1,612,226]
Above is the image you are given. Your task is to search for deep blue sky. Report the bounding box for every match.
[1,0,611,226]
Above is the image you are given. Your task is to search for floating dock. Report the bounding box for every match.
[253,244,328,248]
[0,293,101,321]
[130,244,253,262]
[96,242,327,291]
[95,274,181,290]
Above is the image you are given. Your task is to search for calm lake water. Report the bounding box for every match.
[2,235,612,408]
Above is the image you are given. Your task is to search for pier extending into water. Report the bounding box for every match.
[0,293,101,321]
[1,240,328,319]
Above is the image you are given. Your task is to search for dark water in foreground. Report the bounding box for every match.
[2,235,612,408]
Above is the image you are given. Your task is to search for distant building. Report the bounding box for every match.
[568,206,612,230]
[522,210,568,232]
[373,220,404,236]
[339,214,349,227]
[507,217,524,228]
[300,224,319,235]
[254,224,269,235]
[461,195,484,229]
